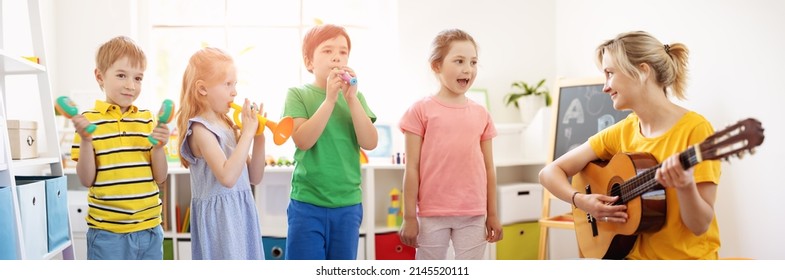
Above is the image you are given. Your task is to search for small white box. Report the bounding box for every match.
[254,179,291,237]
[357,236,365,260]
[177,240,192,260]
[7,120,38,160]
[67,191,89,233]
[497,183,543,224]
[493,124,525,164]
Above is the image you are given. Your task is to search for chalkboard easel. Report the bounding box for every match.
[547,77,631,163]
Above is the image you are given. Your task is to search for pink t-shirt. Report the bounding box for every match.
[399,96,497,217]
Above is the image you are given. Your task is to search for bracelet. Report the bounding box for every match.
[571,191,580,208]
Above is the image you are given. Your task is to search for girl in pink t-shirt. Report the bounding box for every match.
[398,29,502,260]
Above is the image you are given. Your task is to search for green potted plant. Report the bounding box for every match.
[503,78,552,108]
[503,78,551,125]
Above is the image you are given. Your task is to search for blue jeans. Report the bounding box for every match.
[285,199,362,260]
[87,225,164,260]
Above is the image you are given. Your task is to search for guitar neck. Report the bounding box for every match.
[616,145,701,204]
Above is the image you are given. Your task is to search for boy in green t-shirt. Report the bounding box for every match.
[282,24,377,260]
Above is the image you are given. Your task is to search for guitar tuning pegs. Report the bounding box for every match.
[737,152,745,159]
[750,148,756,155]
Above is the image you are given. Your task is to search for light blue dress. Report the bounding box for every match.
[180,117,264,260]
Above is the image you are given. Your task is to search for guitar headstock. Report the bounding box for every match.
[699,118,765,162]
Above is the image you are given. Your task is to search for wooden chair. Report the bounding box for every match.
[537,188,576,259]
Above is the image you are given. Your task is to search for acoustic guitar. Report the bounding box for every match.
[571,118,765,259]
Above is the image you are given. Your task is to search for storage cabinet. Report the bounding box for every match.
[496,222,540,260]
[262,237,286,260]
[0,0,74,260]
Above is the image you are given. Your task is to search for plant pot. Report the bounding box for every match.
[517,94,546,127]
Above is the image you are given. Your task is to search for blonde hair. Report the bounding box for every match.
[95,36,146,90]
[428,29,477,71]
[595,31,689,100]
[176,47,238,167]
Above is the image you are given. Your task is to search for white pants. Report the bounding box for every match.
[416,215,487,260]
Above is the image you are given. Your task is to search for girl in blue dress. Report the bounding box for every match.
[176,47,266,260]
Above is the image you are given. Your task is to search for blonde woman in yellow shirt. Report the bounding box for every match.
[539,31,721,260]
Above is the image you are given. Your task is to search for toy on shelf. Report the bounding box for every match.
[55,96,96,134]
[166,126,179,162]
[148,99,175,145]
[276,156,293,167]
[387,187,402,228]
[229,102,293,145]
[265,155,276,166]
[391,152,405,164]
[23,56,40,64]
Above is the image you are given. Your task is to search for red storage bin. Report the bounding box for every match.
[375,232,414,260]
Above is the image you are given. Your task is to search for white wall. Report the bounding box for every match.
[395,0,556,152]
[45,0,784,259]
[53,0,138,107]
[555,0,785,259]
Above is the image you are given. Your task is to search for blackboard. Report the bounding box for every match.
[547,77,631,162]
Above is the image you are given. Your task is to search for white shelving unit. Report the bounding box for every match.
[0,0,74,260]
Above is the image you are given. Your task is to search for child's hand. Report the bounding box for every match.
[326,67,347,102]
[71,115,93,140]
[485,216,503,243]
[254,101,266,140]
[398,217,419,248]
[240,98,260,137]
[337,66,358,100]
[149,123,170,147]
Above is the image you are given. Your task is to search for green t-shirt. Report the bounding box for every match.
[283,84,376,207]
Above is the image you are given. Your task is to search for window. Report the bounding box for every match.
[144,0,397,156]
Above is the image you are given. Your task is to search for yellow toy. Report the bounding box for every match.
[229,102,293,145]
[359,149,369,164]
[387,188,402,228]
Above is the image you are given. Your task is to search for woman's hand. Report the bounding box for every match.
[576,193,628,223]
[656,154,695,190]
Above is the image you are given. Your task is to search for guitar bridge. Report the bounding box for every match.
[585,184,599,237]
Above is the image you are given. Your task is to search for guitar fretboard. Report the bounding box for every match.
[612,146,699,204]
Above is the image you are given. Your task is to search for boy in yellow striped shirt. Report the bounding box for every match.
[69,36,170,260]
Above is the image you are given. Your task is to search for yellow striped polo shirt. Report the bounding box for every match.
[71,100,162,233]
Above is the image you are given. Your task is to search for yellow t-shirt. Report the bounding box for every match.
[589,112,721,259]
[71,100,162,233]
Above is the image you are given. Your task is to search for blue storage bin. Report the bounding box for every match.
[16,176,70,252]
[262,237,286,260]
[0,186,20,260]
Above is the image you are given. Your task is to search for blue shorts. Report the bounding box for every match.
[285,199,362,260]
[87,225,164,260]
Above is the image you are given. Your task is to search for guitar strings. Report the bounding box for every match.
[611,148,698,204]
